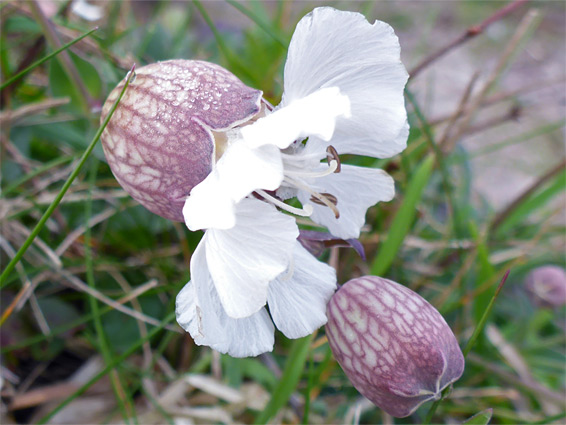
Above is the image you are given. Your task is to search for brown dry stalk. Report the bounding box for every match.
[28,0,93,113]
[439,72,480,150]
[409,0,530,79]
[428,77,565,127]
[443,9,541,149]
[467,353,565,406]
[8,382,79,410]
[0,98,70,125]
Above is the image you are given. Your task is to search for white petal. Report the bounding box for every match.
[297,164,395,239]
[216,141,284,202]
[282,7,408,158]
[176,243,274,357]
[268,243,337,339]
[71,0,103,21]
[183,140,283,231]
[183,174,235,231]
[204,197,299,318]
[241,88,350,149]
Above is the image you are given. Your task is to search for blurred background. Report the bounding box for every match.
[1,1,565,424]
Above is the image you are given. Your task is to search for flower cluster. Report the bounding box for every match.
[101,7,408,357]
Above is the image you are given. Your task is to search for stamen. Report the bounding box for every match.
[280,151,322,161]
[310,193,338,206]
[326,145,341,173]
[256,189,313,217]
[284,176,340,219]
[284,160,338,178]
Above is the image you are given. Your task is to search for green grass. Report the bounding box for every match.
[1,1,564,424]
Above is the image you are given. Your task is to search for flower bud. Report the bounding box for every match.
[326,276,464,418]
[100,60,262,221]
[525,265,566,308]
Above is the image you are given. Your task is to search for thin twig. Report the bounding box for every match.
[464,104,521,135]
[55,206,121,256]
[444,9,541,149]
[28,1,94,113]
[409,0,529,79]
[467,353,566,406]
[59,271,180,333]
[0,98,71,125]
[428,76,565,126]
[439,72,479,150]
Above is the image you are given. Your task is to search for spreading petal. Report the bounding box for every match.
[183,141,283,230]
[176,243,274,357]
[282,7,408,158]
[241,87,350,149]
[183,175,234,230]
[297,164,395,239]
[204,197,299,318]
[267,243,337,339]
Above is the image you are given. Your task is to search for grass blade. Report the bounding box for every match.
[0,64,135,289]
[225,0,287,47]
[1,27,98,91]
[494,166,566,237]
[370,154,435,276]
[254,335,312,424]
[463,408,493,425]
[85,160,136,423]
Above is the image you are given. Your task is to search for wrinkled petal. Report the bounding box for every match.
[282,7,408,158]
[204,197,299,318]
[183,141,283,231]
[267,243,337,339]
[297,164,395,239]
[176,243,274,357]
[241,87,350,149]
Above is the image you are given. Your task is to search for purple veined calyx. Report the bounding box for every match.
[525,265,566,308]
[100,59,264,222]
[326,276,465,418]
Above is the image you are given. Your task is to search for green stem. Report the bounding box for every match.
[0,65,135,290]
[0,28,98,91]
[28,0,94,113]
[85,160,135,424]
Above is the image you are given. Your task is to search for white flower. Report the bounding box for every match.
[176,7,408,357]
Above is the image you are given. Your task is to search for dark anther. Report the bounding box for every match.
[326,145,341,173]
[310,193,339,218]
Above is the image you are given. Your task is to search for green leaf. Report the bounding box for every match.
[370,154,435,276]
[4,15,41,34]
[49,51,102,109]
[463,408,493,425]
